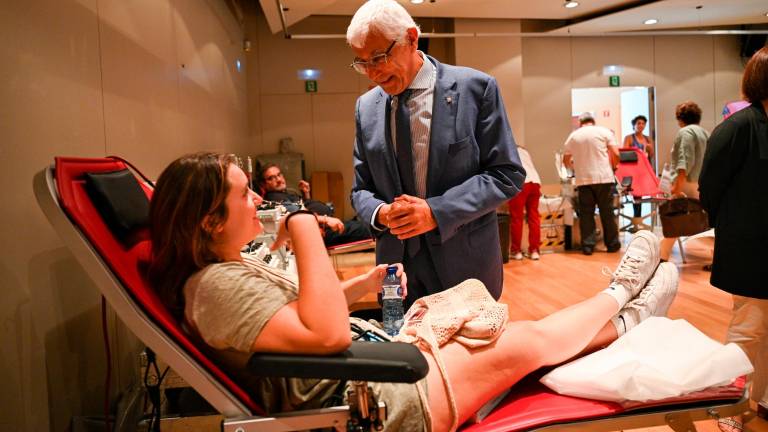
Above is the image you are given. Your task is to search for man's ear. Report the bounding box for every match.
[406,27,419,48]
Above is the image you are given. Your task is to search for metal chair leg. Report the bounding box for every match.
[677,238,687,263]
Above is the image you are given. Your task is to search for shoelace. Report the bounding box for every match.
[603,254,643,289]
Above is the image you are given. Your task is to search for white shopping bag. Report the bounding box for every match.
[540,317,753,402]
[659,163,673,195]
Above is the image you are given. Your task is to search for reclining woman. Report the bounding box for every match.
[148,152,679,432]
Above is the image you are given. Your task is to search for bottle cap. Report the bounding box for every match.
[386,265,398,275]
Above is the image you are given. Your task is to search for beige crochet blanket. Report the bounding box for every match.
[394,279,509,431]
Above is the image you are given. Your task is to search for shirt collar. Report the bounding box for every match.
[408,51,434,91]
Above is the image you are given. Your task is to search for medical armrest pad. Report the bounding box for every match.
[246,341,428,383]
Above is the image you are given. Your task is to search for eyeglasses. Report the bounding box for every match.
[264,172,284,182]
[350,40,397,74]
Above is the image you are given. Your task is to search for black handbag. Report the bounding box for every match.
[659,197,709,237]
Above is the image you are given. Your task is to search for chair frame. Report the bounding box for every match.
[33,161,421,432]
[35,158,754,432]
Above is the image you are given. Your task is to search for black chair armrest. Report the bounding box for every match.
[246,341,428,383]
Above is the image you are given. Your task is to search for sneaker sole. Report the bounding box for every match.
[648,262,679,317]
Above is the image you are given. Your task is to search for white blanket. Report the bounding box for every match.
[540,317,753,402]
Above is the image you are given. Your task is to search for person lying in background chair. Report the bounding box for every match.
[148,152,681,432]
[259,163,371,247]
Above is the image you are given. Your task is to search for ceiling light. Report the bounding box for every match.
[644,18,658,25]
[410,0,424,4]
[602,65,624,76]
[564,1,579,8]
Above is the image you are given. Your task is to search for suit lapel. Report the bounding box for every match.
[377,88,403,195]
[427,56,458,197]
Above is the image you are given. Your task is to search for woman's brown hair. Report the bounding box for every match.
[148,152,235,318]
[742,46,768,104]
[675,101,702,126]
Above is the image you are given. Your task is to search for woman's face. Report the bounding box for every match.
[215,164,263,251]
[634,119,646,134]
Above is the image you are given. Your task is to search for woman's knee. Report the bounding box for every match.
[502,321,551,368]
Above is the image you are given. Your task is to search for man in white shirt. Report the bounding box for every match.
[563,113,620,255]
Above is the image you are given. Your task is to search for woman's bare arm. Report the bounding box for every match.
[252,214,351,354]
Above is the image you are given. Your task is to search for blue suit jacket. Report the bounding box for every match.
[351,55,524,299]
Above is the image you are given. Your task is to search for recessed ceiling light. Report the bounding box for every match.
[564,1,579,8]
[410,0,424,4]
[644,18,659,25]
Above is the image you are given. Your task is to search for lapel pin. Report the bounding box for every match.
[446,96,453,104]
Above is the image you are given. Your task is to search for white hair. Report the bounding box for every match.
[346,0,420,48]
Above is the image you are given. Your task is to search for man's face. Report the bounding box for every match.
[351,29,421,96]
[262,166,286,192]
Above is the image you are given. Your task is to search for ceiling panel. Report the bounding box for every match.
[258,0,768,35]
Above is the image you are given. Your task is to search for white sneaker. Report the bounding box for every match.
[602,230,660,306]
[529,251,540,260]
[611,262,679,336]
[511,251,523,260]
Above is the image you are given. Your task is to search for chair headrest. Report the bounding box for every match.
[619,150,639,163]
[53,156,262,414]
[85,168,150,247]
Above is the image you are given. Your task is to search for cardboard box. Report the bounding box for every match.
[539,195,574,225]
[539,223,566,252]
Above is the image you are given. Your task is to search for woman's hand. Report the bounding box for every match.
[271,211,317,251]
[365,263,408,298]
[341,263,408,305]
[271,213,292,250]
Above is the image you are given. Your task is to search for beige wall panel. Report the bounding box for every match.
[571,37,655,88]
[520,35,741,185]
[174,0,249,163]
[454,19,524,147]
[99,0,179,175]
[311,93,360,219]
[521,38,574,185]
[0,0,107,430]
[713,36,745,124]
[1,0,248,429]
[257,16,359,95]
[259,93,315,163]
[245,10,264,153]
[653,36,716,168]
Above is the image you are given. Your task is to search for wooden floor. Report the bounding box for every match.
[336,230,767,432]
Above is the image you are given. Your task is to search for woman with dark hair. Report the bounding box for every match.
[622,115,655,160]
[659,100,710,261]
[623,114,656,219]
[148,152,678,432]
[699,46,768,432]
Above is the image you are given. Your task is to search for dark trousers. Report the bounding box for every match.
[323,218,372,247]
[577,183,619,249]
[402,236,444,311]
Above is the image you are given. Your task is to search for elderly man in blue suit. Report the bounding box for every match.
[347,0,524,307]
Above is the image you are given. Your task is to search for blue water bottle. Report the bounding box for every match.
[381,266,404,336]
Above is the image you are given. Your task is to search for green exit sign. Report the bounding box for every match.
[305,80,317,93]
[609,76,620,87]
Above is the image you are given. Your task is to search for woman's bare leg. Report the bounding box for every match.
[425,230,662,430]
[426,293,620,431]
